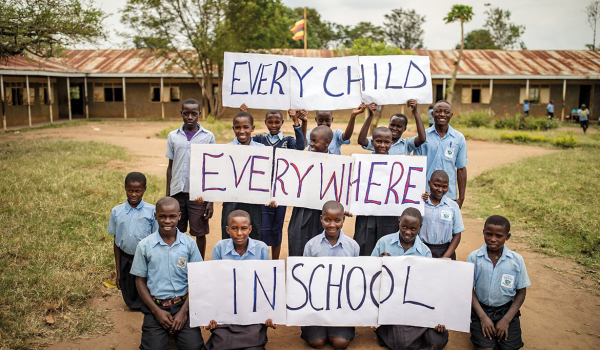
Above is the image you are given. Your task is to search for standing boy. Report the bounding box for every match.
[419,170,464,259]
[578,104,590,133]
[108,172,157,310]
[523,100,530,116]
[415,100,468,208]
[547,100,554,119]
[301,200,359,350]
[166,98,215,259]
[468,215,530,350]
[131,197,204,350]
[305,105,365,155]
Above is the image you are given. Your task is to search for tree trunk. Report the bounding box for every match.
[447,21,465,104]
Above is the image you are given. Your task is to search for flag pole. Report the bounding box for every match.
[303,8,307,57]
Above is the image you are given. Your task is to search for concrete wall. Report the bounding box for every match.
[2,77,60,127]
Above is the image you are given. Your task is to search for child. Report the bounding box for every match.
[578,103,589,133]
[547,100,554,119]
[166,98,216,259]
[419,169,464,259]
[415,100,468,208]
[240,104,308,259]
[130,197,204,350]
[523,99,530,116]
[288,125,334,256]
[305,104,365,155]
[302,200,359,349]
[205,210,276,350]
[428,105,434,127]
[108,172,158,310]
[353,126,400,256]
[468,215,530,350]
[357,100,426,155]
[371,208,449,350]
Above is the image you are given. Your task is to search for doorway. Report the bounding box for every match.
[70,83,84,116]
[579,85,591,108]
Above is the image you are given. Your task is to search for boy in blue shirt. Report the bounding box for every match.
[419,170,464,259]
[547,100,554,119]
[522,100,530,116]
[205,209,275,349]
[305,104,365,155]
[301,200,360,350]
[166,98,216,259]
[415,100,468,208]
[131,197,204,350]
[468,215,530,350]
[578,103,590,133]
[371,208,448,350]
[108,172,157,310]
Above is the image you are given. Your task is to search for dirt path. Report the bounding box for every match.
[12,120,598,350]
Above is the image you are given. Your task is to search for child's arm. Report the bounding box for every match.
[421,191,430,202]
[300,110,308,147]
[357,103,376,147]
[343,102,366,141]
[265,318,277,329]
[170,297,191,334]
[166,159,173,197]
[205,319,218,330]
[240,103,248,112]
[434,324,446,332]
[443,232,461,259]
[495,288,526,340]
[136,276,173,330]
[113,241,121,290]
[289,109,307,150]
[456,167,467,209]
[407,99,426,147]
[471,289,495,340]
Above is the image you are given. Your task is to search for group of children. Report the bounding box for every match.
[107,97,530,350]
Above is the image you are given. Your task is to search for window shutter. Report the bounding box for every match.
[29,87,35,105]
[519,87,526,103]
[481,87,490,104]
[461,86,472,104]
[5,88,12,106]
[162,87,171,102]
[540,87,550,104]
[93,86,105,102]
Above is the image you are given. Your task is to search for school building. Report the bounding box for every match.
[1,49,599,129]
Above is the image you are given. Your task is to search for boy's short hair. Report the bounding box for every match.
[312,125,333,142]
[316,110,333,117]
[400,207,422,225]
[434,99,452,108]
[265,110,283,120]
[389,113,408,127]
[227,209,251,225]
[322,200,344,215]
[233,111,254,125]
[156,197,180,212]
[125,172,147,187]
[484,215,511,233]
[430,169,449,183]
[372,126,392,138]
[181,98,201,111]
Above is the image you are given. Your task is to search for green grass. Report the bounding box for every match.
[157,117,233,142]
[4,118,176,134]
[469,148,600,279]
[0,139,163,349]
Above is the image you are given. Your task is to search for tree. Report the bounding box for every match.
[585,1,600,50]
[347,38,413,56]
[457,29,498,49]
[444,4,474,104]
[0,0,106,60]
[383,8,426,49]
[483,5,526,50]
[332,22,385,48]
[286,7,334,49]
[121,0,292,119]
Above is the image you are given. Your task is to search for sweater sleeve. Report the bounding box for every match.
[292,125,305,150]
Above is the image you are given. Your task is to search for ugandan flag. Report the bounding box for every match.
[290,16,305,41]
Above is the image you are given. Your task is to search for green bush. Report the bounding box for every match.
[500,132,549,143]
[495,114,559,131]
[452,110,494,128]
[552,133,578,148]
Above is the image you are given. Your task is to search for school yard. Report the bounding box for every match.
[0,119,599,350]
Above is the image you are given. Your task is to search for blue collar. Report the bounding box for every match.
[267,131,284,143]
[151,229,185,248]
[390,233,426,255]
[319,230,346,248]
[425,196,451,207]
[225,237,257,257]
[477,244,514,262]
[177,124,205,135]
[125,199,145,213]
[427,125,457,139]
[231,137,261,146]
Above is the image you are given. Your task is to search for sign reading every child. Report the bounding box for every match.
[222,52,433,110]
[189,146,427,215]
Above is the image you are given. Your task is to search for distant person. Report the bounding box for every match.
[523,100,530,116]
[547,100,554,119]
[578,104,590,133]
[428,105,434,126]
[305,105,365,155]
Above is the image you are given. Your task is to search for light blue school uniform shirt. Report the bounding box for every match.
[303,231,360,257]
[362,136,417,155]
[467,244,531,307]
[267,131,284,144]
[229,138,266,147]
[212,238,270,261]
[371,233,432,257]
[578,109,589,121]
[547,103,554,113]
[523,102,530,112]
[130,229,202,300]
[166,124,216,195]
[419,196,465,245]
[305,128,349,155]
[428,109,434,124]
[415,125,468,200]
[108,200,158,255]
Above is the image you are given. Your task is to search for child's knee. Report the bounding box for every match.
[308,339,327,348]
[328,336,350,349]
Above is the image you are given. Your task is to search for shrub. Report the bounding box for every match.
[453,110,494,128]
[495,114,559,131]
[552,133,578,148]
[500,132,549,143]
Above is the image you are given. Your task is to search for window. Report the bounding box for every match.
[5,83,27,106]
[519,85,550,104]
[94,83,123,102]
[70,86,80,100]
[39,87,51,105]
[170,86,180,101]
[151,87,161,102]
[460,84,490,104]
[150,83,180,102]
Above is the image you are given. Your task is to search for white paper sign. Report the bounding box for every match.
[378,256,474,332]
[286,257,382,326]
[189,144,273,205]
[222,52,292,110]
[271,148,355,211]
[359,55,433,105]
[188,260,286,327]
[290,56,362,110]
[350,154,427,216]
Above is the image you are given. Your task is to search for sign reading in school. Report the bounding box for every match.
[188,260,286,327]
[222,52,433,110]
[189,146,427,215]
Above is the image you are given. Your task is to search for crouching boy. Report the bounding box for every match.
[131,197,204,350]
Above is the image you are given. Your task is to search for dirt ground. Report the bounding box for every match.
[10,119,599,350]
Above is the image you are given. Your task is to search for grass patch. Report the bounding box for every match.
[0,139,163,349]
[157,117,233,142]
[5,118,175,134]
[469,148,600,279]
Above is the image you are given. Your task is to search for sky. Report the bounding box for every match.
[93,0,595,50]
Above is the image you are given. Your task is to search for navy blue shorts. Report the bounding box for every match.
[261,205,286,246]
[300,326,355,344]
[470,301,524,350]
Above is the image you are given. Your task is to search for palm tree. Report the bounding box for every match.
[444,5,474,104]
